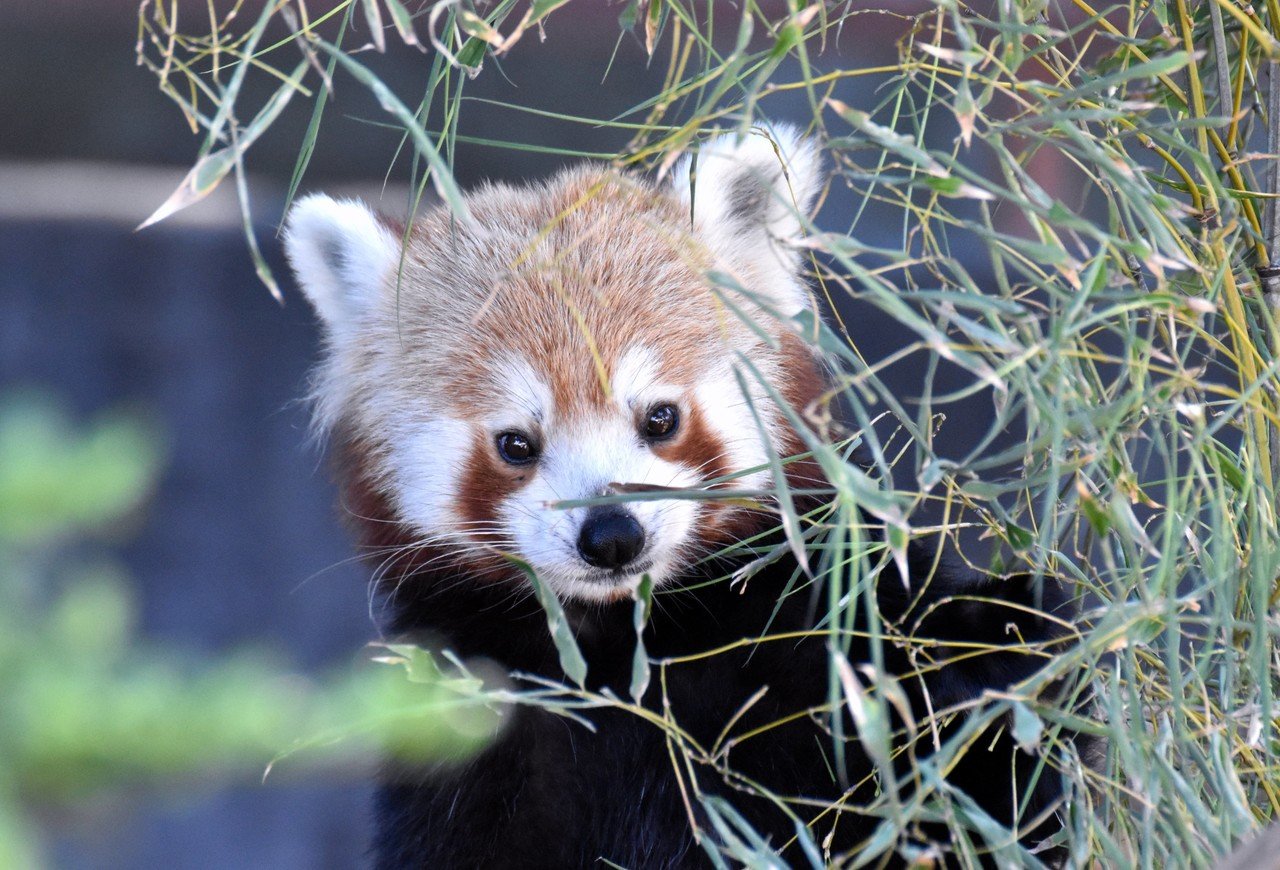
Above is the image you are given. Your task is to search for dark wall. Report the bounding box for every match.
[2,216,376,868]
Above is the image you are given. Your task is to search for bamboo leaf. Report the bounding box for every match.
[629,574,653,703]
[383,0,424,50]
[361,0,386,52]
[136,149,236,230]
[521,563,587,688]
[314,40,470,222]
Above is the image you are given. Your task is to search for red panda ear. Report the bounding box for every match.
[671,125,821,318]
[283,194,399,335]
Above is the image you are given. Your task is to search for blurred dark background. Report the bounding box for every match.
[0,2,1069,866]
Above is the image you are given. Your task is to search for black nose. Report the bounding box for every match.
[577,508,646,570]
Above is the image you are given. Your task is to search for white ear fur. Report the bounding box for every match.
[672,125,821,318]
[283,194,399,333]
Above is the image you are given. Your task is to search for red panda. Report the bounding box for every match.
[285,127,1080,868]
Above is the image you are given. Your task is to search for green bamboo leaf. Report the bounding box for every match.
[733,365,811,579]
[1011,701,1043,752]
[792,817,826,869]
[361,0,386,52]
[1005,523,1034,552]
[315,40,470,222]
[849,820,897,868]
[141,61,307,231]
[198,1,277,156]
[530,0,572,20]
[1078,485,1113,537]
[826,98,946,176]
[644,0,662,56]
[136,148,235,230]
[287,7,353,212]
[376,644,484,695]
[617,0,639,31]
[1058,52,1192,102]
[921,173,996,201]
[629,574,653,703]
[835,657,892,774]
[383,0,423,50]
[1207,443,1246,494]
[520,563,587,687]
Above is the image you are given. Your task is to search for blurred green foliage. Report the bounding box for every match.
[0,394,501,867]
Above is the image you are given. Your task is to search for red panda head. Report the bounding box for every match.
[285,127,824,604]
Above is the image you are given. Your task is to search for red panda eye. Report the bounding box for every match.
[643,404,679,439]
[496,432,538,465]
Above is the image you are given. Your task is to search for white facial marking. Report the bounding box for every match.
[694,359,776,490]
[500,411,701,604]
[392,416,472,535]
[484,355,554,431]
[383,347,787,604]
[612,345,665,411]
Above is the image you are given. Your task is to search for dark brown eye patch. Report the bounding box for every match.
[496,431,538,465]
[642,404,679,440]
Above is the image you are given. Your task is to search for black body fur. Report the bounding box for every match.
[372,534,1080,869]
